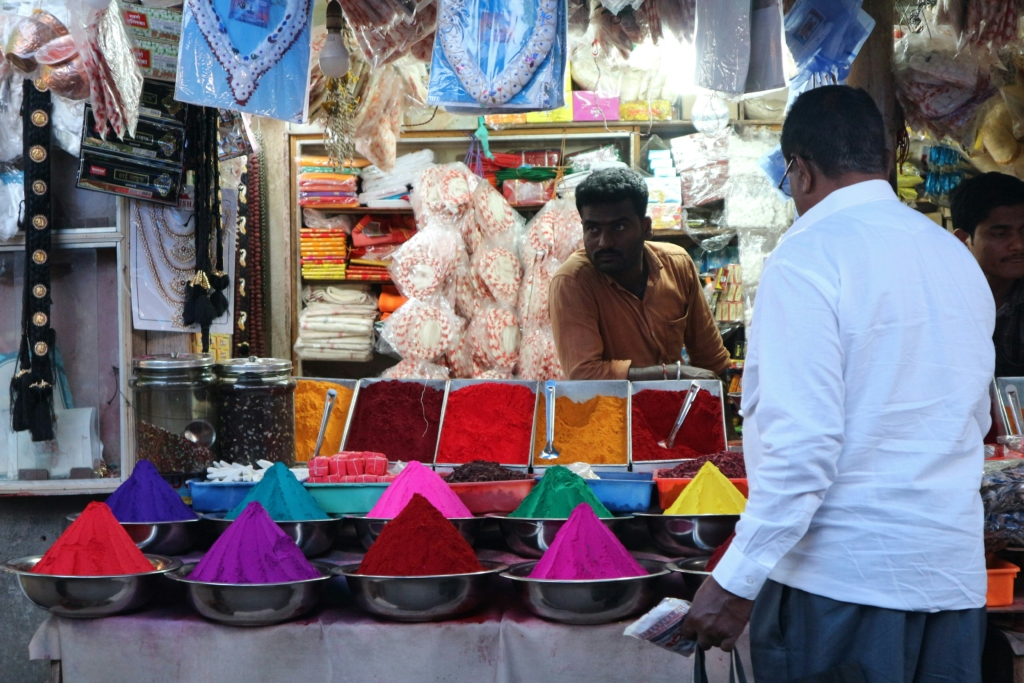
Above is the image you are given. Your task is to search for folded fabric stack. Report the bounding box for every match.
[297,156,369,209]
[300,221,348,280]
[294,285,379,362]
[358,150,435,207]
[348,214,415,281]
[378,285,407,322]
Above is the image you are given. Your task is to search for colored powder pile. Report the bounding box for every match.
[225,462,327,521]
[294,379,354,462]
[358,494,483,576]
[509,466,612,519]
[665,462,746,515]
[367,460,472,518]
[345,380,444,462]
[705,532,735,572]
[662,451,746,479]
[190,502,321,583]
[532,395,628,465]
[105,460,198,523]
[437,383,536,465]
[33,502,153,576]
[530,503,647,580]
[446,460,533,483]
[631,389,725,461]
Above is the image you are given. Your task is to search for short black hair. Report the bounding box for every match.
[781,85,887,178]
[950,172,1024,237]
[575,167,648,218]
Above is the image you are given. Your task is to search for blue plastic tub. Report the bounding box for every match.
[586,477,655,513]
[187,479,257,513]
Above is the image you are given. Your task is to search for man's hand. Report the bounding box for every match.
[679,577,754,652]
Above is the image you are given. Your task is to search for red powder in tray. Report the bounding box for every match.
[631,388,725,461]
[345,381,444,463]
[33,502,154,576]
[358,494,483,576]
[436,383,535,465]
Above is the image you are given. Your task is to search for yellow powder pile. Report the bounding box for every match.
[666,462,746,515]
[294,380,354,462]
[533,395,628,465]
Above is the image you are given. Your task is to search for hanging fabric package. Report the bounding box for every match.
[427,0,567,112]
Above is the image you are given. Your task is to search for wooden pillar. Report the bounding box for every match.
[846,0,897,163]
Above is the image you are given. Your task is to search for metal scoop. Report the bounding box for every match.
[538,380,559,461]
[1008,385,1023,436]
[312,388,338,459]
[659,382,702,449]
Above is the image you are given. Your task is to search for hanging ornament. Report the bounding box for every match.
[319,1,359,171]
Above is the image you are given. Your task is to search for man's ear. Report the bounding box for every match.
[793,155,814,196]
[642,215,654,239]
[953,228,973,247]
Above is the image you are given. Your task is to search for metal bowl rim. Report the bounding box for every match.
[500,559,669,584]
[346,515,483,522]
[486,513,632,522]
[334,559,508,579]
[1,554,182,579]
[200,512,341,524]
[66,513,201,525]
[665,559,711,576]
[633,512,742,520]
[165,560,335,587]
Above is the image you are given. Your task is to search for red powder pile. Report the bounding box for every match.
[345,381,444,462]
[33,502,154,576]
[631,389,725,461]
[661,451,746,479]
[437,383,536,464]
[358,493,483,576]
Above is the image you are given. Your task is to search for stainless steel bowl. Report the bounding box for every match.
[335,560,507,622]
[66,514,199,556]
[201,514,341,558]
[634,513,738,557]
[349,516,485,551]
[501,559,669,625]
[489,515,635,559]
[666,557,710,593]
[166,562,333,626]
[1,555,182,618]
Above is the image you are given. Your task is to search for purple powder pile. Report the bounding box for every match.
[105,460,198,523]
[189,502,321,584]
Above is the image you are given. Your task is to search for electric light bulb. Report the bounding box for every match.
[319,33,350,78]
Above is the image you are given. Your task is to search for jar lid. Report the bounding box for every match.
[132,353,215,370]
[215,356,293,377]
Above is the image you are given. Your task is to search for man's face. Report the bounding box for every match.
[580,198,652,275]
[957,204,1024,282]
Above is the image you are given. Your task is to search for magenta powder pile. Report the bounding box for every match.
[367,461,472,518]
[105,460,198,523]
[189,502,321,584]
[529,503,647,580]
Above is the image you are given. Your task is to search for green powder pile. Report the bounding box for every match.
[508,466,613,519]
[225,463,327,521]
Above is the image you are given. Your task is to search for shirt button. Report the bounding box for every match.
[746,578,754,585]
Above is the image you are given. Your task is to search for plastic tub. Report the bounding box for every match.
[988,558,1020,607]
[305,483,390,516]
[654,475,749,511]
[586,478,655,513]
[187,480,257,513]
[447,479,536,515]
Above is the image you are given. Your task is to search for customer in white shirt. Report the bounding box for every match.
[680,85,995,683]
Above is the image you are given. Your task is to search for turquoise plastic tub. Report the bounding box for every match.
[187,480,256,513]
[305,483,390,516]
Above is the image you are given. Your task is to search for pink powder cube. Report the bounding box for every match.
[379,474,396,482]
[309,457,330,477]
[365,457,387,476]
[346,459,365,476]
[328,458,345,476]
[327,474,342,483]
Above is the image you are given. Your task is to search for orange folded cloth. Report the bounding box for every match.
[379,291,408,314]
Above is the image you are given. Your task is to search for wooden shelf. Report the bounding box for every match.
[302,206,413,214]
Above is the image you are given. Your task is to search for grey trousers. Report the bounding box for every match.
[749,580,986,683]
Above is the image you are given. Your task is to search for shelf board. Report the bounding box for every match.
[302,206,412,214]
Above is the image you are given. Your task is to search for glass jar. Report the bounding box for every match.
[214,357,296,466]
[130,354,217,475]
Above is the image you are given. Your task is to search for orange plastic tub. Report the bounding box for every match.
[987,558,1020,607]
[654,472,749,511]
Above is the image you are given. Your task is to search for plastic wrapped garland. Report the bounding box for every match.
[384,358,451,380]
[411,162,480,224]
[672,132,729,208]
[353,2,438,68]
[389,229,464,300]
[353,66,404,172]
[473,180,522,240]
[474,244,523,308]
[381,297,462,363]
[518,326,564,380]
[427,0,568,112]
[521,198,584,268]
[964,0,1021,53]
[469,305,522,372]
[518,256,558,329]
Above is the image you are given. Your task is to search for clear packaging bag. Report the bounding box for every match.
[355,2,438,67]
[353,66,405,172]
[383,358,451,380]
[518,257,559,330]
[0,170,23,242]
[473,180,522,240]
[693,0,751,95]
[469,304,521,371]
[380,296,462,362]
[302,209,355,232]
[474,243,523,308]
[411,162,480,224]
[427,0,568,111]
[389,228,464,300]
[518,325,564,380]
[623,597,697,657]
[671,131,730,207]
[521,198,584,267]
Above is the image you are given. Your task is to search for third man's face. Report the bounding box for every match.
[580,198,652,275]
[961,204,1024,283]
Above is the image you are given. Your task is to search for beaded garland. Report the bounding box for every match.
[187,0,312,106]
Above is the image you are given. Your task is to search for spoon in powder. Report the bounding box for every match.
[659,382,702,450]
[312,389,338,459]
[539,380,559,461]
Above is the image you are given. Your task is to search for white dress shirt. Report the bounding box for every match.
[712,180,995,612]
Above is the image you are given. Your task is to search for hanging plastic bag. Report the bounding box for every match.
[389,229,464,300]
[0,171,23,242]
[473,243,523,308]
[518,325,564,379]
[469,304,521,372]
[380,296,462,363]
[383,358,451,380]
[411,161,480,224]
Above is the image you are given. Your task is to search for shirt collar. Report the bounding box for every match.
[782,180,898,244]
[998,279,1024,316]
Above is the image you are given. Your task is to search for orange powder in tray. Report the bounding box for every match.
[294,379,354,462]
[532,394,628,465]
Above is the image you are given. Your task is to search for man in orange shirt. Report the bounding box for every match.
[549,168,730,381]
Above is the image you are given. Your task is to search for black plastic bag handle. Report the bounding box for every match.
[694,648,747,683]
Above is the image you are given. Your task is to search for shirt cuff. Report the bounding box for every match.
[710,543,772,600]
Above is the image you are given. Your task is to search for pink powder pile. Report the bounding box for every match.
[367,461,472,518]
[189,502,321,584]
[529,503,648,580]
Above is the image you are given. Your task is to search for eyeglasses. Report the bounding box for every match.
[778,157,794,198]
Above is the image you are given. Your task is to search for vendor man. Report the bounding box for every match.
[548,167,730,381]
[951,172,1024,377]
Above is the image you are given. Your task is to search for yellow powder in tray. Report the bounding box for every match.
[532,394,628,465]
[666,461,746,515]
[294,379,354,462]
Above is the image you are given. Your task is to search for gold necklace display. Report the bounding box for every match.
[133,202,196,327]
